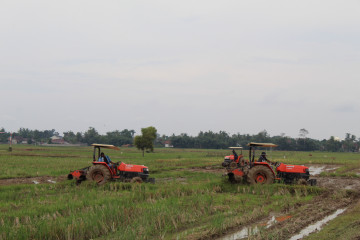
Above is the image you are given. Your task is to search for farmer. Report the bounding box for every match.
[257,152,272,163]
[232,149,238,160]
[98,152,117,169]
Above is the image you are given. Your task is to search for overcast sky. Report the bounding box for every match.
[1,0,359,140]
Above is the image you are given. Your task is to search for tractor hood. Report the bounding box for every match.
[118,162,148,173]
[276,163,308,173]
[224,155,235,160]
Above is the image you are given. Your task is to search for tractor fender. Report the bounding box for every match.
[253,162,276,176]
[92,162,113,171]
[92,162,116,176]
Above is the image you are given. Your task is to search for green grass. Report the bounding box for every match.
[0,177,319,240]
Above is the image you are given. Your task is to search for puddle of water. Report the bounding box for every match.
[289,208,346,240]
[265,216,276,228]
[309,166,339,175]
[221,226,259,240]
[221,215,292,240]
[309,166,325,175]
[326,167,338,171]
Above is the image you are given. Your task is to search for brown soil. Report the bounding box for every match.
[0,176,66,186]
[316,176,360,191]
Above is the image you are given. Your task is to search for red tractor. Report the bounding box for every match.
[222,142,316,185]
[68,144,155,185]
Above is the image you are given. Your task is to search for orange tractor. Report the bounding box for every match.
[68,144,155,185]
[222,142,316,185]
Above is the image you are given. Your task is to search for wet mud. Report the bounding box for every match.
[217,189,357,240]
[316,176,360,191]
[289,208,347,240]
[213,164,360,240]
[220,215,293,240]
[0,176,66,186]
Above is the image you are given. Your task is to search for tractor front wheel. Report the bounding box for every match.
[131,177,143,183]
[86,165,111,185]
[297,178,308,185]
[247,166,274,184]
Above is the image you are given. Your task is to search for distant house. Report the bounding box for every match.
[164,140,173,148]
[50,136,67,144]
[8,136,34,144]
[334,137,341,142]
[10,136,23,144]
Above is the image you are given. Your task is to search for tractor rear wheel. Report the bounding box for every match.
[86,165,111,185]
[247,165,274,184]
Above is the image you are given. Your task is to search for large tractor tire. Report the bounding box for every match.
[86,165,111,185]
[247,165,274,184]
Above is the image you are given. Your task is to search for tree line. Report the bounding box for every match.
[0,127,359,152]
[0,127,135,147]
[163,130,359,152]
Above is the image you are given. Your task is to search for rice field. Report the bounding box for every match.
[0,145,359,239]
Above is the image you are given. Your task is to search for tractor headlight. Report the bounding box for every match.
[143,168,149,174]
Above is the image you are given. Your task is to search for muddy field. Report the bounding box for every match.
[1,147,360,240]
[187,165,360,239]
[219,190,357,240]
